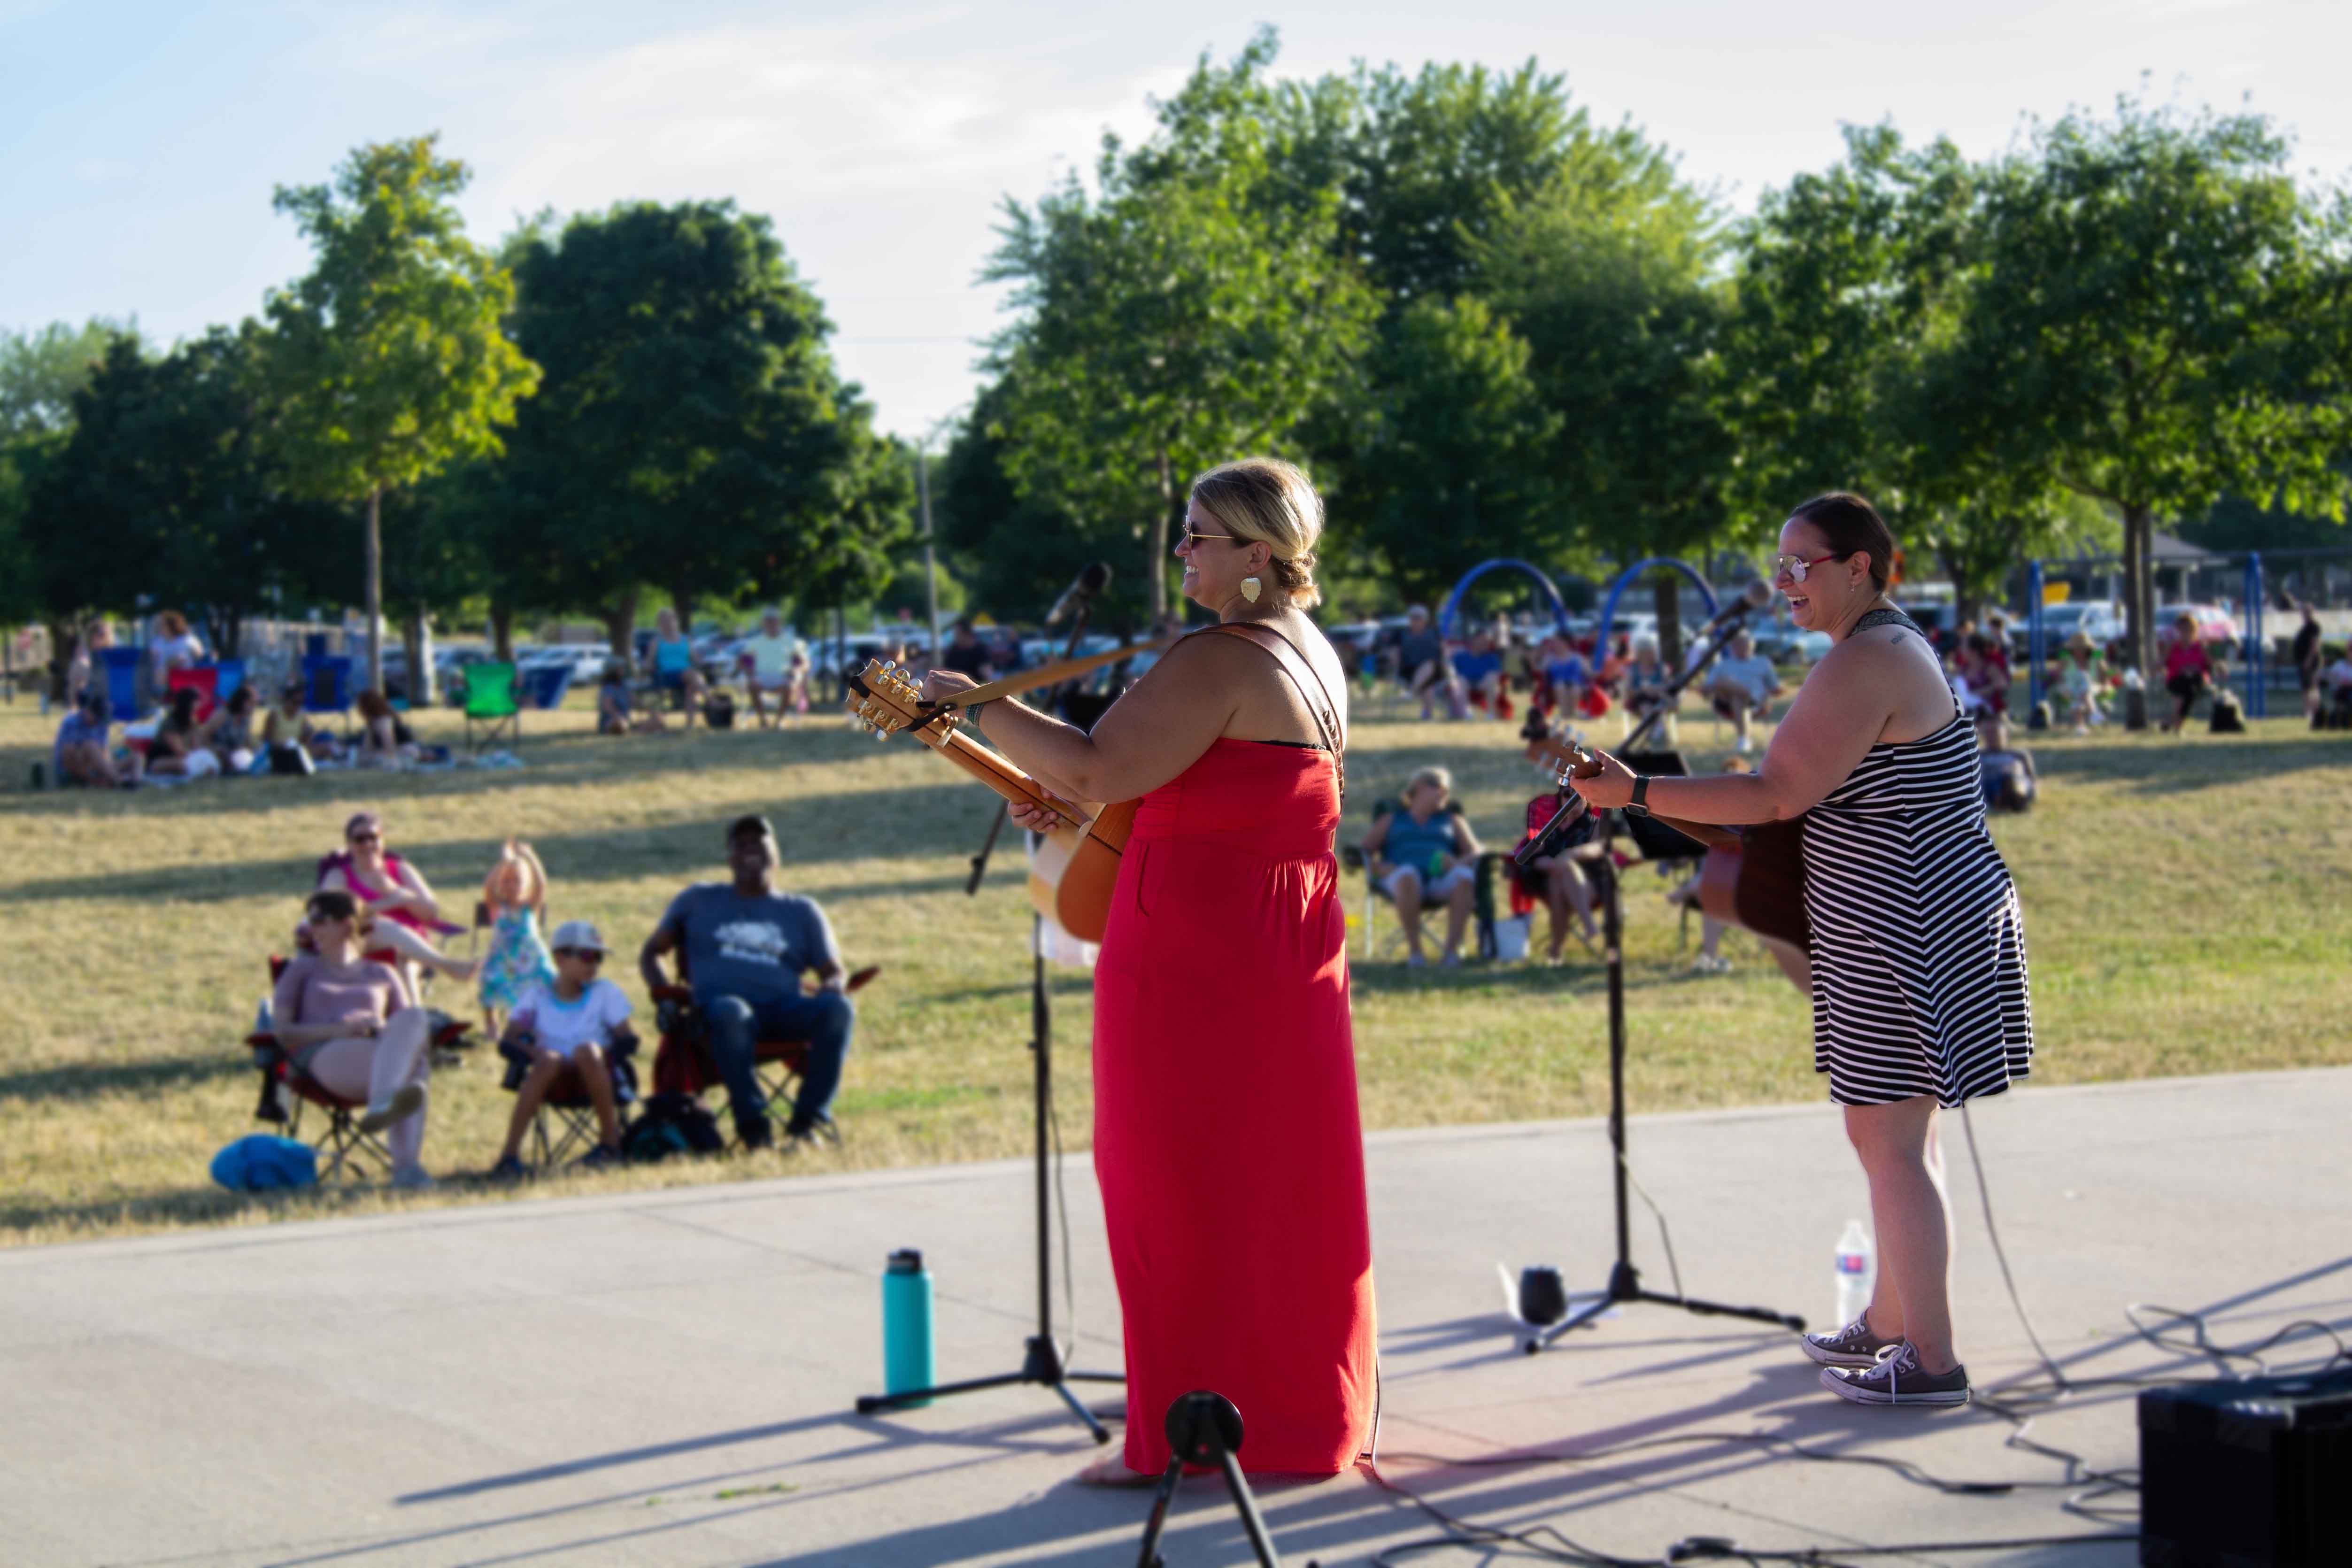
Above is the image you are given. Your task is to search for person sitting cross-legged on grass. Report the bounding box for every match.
[53,690,140,788]
[489,921,635,1179]
[639,814,854,1150]
[1363,765,1481,967]
[597,661,664,735]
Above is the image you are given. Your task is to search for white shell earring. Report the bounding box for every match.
[1240,575,1262,603]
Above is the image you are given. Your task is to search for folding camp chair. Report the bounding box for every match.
[648,966,879,1147]
[247,956,475,1181]
[100,647,144,719]
[519,663,574,712]
[302,655,354,733]
[1341,798,1505,961]
[463,661,521,750]
[498,1032,640,1169]
[165,665,221,723]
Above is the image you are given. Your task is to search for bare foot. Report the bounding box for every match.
[1076,1454,1154,1487]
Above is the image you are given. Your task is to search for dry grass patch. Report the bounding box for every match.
[1,692,2346,1246]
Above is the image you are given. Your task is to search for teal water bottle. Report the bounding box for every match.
[881,1248,934,1406]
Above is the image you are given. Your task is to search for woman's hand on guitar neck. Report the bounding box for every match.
[918,668,1072,829]
[1008,800,1068,834]
[917,669,980,707]
[1565,746,1635,810]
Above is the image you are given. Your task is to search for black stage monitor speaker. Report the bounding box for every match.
[2139,1366,2352,1567]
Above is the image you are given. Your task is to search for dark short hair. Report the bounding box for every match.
[77,690,109,718]
[726,814,775,843]
[1786,492,1898,592]
[306,889,358,922]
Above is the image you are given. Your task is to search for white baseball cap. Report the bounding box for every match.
[550,919,609,955]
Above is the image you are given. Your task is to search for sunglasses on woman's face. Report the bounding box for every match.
[555,948,604,965]
[348,832,380,845]
[1173,523,1242,553]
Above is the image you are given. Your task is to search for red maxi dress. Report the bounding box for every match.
[1091,736,1377,1475]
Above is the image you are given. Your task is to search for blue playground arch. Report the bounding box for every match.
[1437,558,1573,641]
[1597,557,1719,648]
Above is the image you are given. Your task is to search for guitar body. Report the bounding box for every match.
[1051,798,1133,943]
[1694,819,1809,950]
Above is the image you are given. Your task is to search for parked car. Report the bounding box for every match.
[519,642,613,686]
[2036,600,2125,650]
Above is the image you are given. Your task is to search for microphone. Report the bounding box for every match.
[1700,579,1774,632]
[1045,562,1112,626]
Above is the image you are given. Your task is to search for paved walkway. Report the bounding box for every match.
[6,1067,2349,1567]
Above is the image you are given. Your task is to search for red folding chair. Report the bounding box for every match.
[166,665,221,723]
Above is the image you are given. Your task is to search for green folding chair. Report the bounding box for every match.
[464,661,521,750]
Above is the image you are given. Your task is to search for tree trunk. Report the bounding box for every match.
[402,611,435,707]
[1152,447,1174,618]
[600,588,640,677]
[2123,505,2156,677]
[1652,574,1682,674]
[44,617,76,706]
[489,602,515,664]
[363,485,385,695]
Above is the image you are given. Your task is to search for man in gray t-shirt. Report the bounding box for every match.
[641,815,853,1146]
[1706,632,1784,755]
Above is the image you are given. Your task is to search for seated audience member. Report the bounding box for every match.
[316,811,473,988]
[640,815,856,1149]
[261,681,313,770]
[1976,711,2037,813]
[1451,630,1508,719]
[939,618,996,682]
[1536,634,1589,718]
[489,920,634,1179]
[1396,605,1465,721]
[1513,792,1598,962]
[1963,632,2010,714]
[598,662,666,734]
[147,686,216,777]
[2317,644,2352,730]
[1362,766,1482,967]
[648,608,707,729]
[53,691,139,787]
[202,684,260,774]
[355,688,417,768]
[2053,633,2106,734]
[2160,613,2216,734]
[738,608,801,729]
[1706,631,1782,755]
[1621,636,1670,732]
[274,889,438,1189]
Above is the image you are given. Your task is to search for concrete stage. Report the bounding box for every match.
[6,1066,2347,1566]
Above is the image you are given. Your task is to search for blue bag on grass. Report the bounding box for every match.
[211,1134,318,1192]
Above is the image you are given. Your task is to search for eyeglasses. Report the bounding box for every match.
[555,948,604,965]
[307,909,350,925]
[1173,524,1242,553]
[347,831,381,845]
[1772,553,1846,585]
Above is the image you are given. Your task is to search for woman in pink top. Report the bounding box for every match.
[312,811,477,990]
[2160,613,2217,734]
[273,889,437,1188]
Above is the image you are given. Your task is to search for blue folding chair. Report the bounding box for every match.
[302,656,353,719]
[101,647,144,718]
[213,660,246,704]
[520,664,575,711]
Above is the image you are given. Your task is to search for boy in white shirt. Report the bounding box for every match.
[490,920,636,1177]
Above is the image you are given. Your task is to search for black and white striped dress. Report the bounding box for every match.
[1802,672,2034,1108]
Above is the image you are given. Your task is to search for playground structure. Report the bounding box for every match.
[1435,557,1576,641]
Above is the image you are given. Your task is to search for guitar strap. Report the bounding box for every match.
[1193,622,1347,800]
[929,635,1178,711]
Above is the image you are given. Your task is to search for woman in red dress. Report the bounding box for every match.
[921,457,1374,1481]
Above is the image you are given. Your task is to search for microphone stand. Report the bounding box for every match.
[867,589,1126,1439]
[1512,604,1807,1352]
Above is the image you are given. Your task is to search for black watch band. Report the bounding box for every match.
[1627,774,1651,816]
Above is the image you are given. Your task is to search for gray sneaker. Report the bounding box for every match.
[1802,1315,1899,1368]
[388,1164,437,1193]
[1821,1342,1969,1407]
[359,1082,425,1134]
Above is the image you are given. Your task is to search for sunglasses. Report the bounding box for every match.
[1772,552,1845,584]
[555,948,605,965]
[347,832,381,845]
[1173,524,1242,553]
[307,909,351,925]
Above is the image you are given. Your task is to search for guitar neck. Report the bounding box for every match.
[911,719,1087,823]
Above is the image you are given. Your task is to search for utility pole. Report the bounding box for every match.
[919,446,942,661]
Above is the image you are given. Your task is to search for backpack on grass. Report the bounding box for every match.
[622,1092,724,1163]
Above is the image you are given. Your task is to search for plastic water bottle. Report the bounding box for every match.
[881,1248,935,1407]
[254,998,274,1035]
[1833,1220,1874,1327]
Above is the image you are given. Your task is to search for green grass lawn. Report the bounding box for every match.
[1,687,2346,1247]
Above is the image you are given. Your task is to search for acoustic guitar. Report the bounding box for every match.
[846,659,1131,943]
[1525,734,1809,953]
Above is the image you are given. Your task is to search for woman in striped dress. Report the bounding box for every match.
[1569,492,2031,1407]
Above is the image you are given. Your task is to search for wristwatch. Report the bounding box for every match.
[1627,774,1652,817]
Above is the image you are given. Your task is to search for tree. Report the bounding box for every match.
[264,135,539,693]
[1339,295,1559,599]
[491,200,906,656]
[1938,99,2352,672]
[30,328,347,657]
[1,319,135,442]
[988,42,1379,615]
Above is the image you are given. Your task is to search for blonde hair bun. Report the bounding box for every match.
[1188,457,1325,610]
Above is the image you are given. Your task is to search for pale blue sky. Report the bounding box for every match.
[6,0,2346,440]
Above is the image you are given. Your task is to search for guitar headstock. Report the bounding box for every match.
[843,659,949,739]
[1525,732,1603,783]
